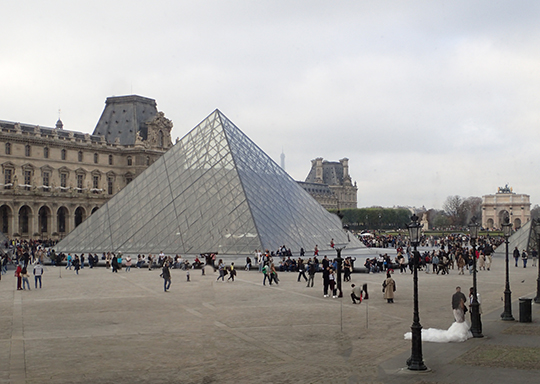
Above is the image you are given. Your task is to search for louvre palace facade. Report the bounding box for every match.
[298,157,357,210]
[0,95,173,240]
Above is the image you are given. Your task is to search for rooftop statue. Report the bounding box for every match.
[497,184,513,194]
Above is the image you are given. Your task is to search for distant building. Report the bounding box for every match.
[481,185,530,230]
[298,157,357,210]
[0,95,173,240]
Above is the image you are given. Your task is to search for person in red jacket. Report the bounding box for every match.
[15,265,22,290]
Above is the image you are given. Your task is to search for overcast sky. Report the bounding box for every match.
[2,1,540,209]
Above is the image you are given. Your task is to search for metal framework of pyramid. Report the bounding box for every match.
[55,110,362,255]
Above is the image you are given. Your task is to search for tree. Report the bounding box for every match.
[443,195,464,226]
[531,205,540,220]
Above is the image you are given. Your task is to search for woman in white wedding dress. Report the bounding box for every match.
[404,320,472,343]
[404,286,473,343]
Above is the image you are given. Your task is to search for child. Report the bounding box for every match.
[228,262,237,282]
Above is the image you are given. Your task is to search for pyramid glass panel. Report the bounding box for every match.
[55,110,362,255]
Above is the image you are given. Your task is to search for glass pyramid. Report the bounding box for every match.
[494,219,537,256]
[55,110,362,255]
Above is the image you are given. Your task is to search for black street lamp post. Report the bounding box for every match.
[335,246,345,298]
[468,217,483,338]
[534,219,540,304]
[406,214,427,371]
[501,217,515,321]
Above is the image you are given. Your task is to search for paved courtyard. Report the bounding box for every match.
[1,249,540,383]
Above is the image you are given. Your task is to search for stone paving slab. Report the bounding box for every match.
[0,250,539,383]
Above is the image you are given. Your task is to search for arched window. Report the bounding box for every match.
[61,149,67,160]
[127,156,132,166]
[1,205,11,234]
[5,143,11,155]
[39,206,49,234]
[57,207,67,233]
[75,207,85,227]
[146,156,150,166]
[19,206,30,234]
[158,130,164,148]
[25,144,31,157]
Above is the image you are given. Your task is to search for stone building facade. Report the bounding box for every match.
[0,95,173,240]
[481,185,531,230]
[298,157,357,210]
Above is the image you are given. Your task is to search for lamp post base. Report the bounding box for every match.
[470,302,483,338]
[501,289,514,321]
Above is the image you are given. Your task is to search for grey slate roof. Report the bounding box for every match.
[305,160,344,185]
[0,120,101,142]
[92,95,158,145]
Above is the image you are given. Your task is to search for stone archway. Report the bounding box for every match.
[57,207,68,234]
[91,206,99,215]
[0,205,12,235]
[19,205,32,236]
[498,210,509,229]
[38,206,51,235]
[514,218,522,230]
[486,218,494,230]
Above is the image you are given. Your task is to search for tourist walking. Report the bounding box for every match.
[322,266,330,297]
[329,268,337,298]
[306,258,316,287]
[297,258,308,282]
[227,262,236,281]
[514,247,520,267]
[382,272,395,303]
[73,255,80,274]
[522,250,528,268]
[15,264,22,290]
[216,259,225,281]
[125,256,132,272]
[33,261,43,289]
[21,267,30,290]
[262,264,271,286]
[161,262,171,292]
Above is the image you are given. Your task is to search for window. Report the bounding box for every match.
[77,174,83,193]
[24,171,32,191]
[60,173,67,191]
[78,151,83,162]
[93,175,99,193]
[127,156,132,166]
[4,169,12,189]
[94,153,98,164]
[61,149,67,160]
[126,176,133,184]
[108,177,114,195]
[5,143,11,155]
[43,172,50,190]
[25,145,31,157]
[109,155,113,165]
[44,147,49,159]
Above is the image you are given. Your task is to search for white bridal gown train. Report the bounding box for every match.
[404,321,472,343]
